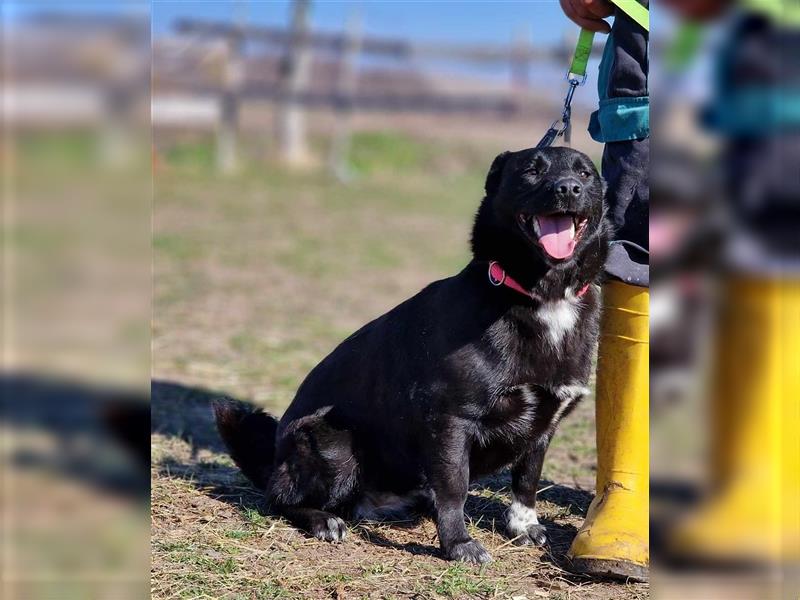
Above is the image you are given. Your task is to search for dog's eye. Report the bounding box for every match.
[579,170,591,179]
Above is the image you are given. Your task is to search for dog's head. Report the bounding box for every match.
[472,147,608,284]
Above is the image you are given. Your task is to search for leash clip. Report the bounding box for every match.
[566,71,588,86]
[536,78,578,148]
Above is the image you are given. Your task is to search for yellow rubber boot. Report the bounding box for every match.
[567,281,649,581]
[669,278,800,564]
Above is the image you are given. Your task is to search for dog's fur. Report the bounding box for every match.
[215,147,611,564]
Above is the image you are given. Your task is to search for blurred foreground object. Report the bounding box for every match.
[2,4,150,597]
[650,0,800,594]
[1,376,150,599]
[669,279,799,563]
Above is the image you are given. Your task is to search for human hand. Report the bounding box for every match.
[558,0,615,33]
[661,0,730,21]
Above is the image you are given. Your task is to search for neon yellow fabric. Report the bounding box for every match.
[569,29,596,80]
[609,0,650,31]
[741,0,800,26]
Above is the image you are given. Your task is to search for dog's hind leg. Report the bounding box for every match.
[267,407,359,542]
[280,507,348,542]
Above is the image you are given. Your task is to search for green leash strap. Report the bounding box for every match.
[567,1,649,82]
[568,28,596,83]
[539,0,650,147]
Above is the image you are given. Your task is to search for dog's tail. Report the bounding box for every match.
[213,399,278,490]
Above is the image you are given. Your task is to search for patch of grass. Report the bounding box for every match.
[256,582,292,599]
[224,529,254,541]
[431,563,498,598]
[316,571,357,596]
[275,233,329,277]
[349,131,434,176]
[361,237,402,269]
[164,139,216,171]
[197,555,239,575]
[154,233,206,261]
[242,507,269,527]
[318,572,354,585]
[363,562,391,576]
[155,540,193,553]
[18,131,97,168]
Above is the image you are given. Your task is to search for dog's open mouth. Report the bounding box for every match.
[518,212,588,260]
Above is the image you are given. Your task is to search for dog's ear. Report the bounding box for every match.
[484,151,511,197]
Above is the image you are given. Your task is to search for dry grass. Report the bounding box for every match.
[151,433,647,599]
[152,132,648,599]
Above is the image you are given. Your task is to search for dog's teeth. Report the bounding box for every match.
[569,220,576,239]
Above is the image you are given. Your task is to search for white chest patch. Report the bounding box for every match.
[505,495,539,537]
[536,299,579,347]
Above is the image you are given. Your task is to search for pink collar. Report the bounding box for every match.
[488,261,590,300]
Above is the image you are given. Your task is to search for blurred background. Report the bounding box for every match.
[149,0,605,176]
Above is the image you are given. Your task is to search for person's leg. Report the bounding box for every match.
[669,277,800,563]
[669,13,800,564]
[567,2,650,580]
[568,281,649,580]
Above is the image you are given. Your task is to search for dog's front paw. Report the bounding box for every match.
[506,501,547,547]
[310,515,347,543]
[446,539,492,564]
[510,523,548,547]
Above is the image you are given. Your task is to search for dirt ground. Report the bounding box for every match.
[151,132,649,599]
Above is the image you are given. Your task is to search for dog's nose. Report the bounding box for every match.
[554,177,582,199]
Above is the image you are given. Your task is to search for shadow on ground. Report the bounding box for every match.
[2,373,149,498]
[152,378,593,564]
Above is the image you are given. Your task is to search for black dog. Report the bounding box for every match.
[215,146,611,564]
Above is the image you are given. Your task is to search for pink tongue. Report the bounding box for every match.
[537,215,575,259]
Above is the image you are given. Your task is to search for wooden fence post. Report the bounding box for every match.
[99,40,139,167]
[329,12,362,181]
[276,0,312,167]
[217,34,243,174]
[511,25,531,114]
